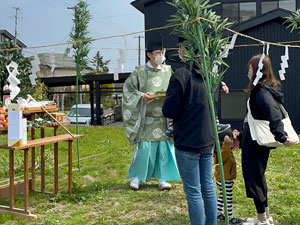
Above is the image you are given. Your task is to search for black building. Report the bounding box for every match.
[131,0,300,133]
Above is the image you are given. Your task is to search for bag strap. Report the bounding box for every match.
[275,101,289,119]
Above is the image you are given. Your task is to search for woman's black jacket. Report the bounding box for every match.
[249,81,287,143]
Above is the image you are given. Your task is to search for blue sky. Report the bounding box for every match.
[0,0,145,72]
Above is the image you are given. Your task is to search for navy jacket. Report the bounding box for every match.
[250,81,287,143]
[162,65,215,152]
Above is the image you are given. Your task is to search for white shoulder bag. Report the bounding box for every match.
[247,99,299,147]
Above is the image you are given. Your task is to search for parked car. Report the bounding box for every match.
[67,104,103,125]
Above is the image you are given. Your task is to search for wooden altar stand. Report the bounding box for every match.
[0,106,83,219]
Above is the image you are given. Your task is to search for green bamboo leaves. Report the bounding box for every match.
[66,0,92,171]
[169,1,233,224]
[67,0,91,81]
[284,9,300,33]
[169,0,232,93]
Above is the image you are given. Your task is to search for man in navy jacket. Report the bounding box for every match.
[162,41,217,225]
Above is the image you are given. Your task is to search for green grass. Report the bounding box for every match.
[0,126,299,224]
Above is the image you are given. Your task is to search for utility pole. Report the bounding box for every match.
[134,35,144,65]
[13,7,20,45]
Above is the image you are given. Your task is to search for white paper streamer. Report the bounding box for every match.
[6,61,18,72]
[114,68,120,81]
[50,50,56,72]
[33,49,41,65]
[222,34,238,58]
[114,36,128,80]
[6,61,20,100]
[29,74,37,85]
[278,46,289,80]
[253,43,266,86]
[29,50,41,85]
[266,44,270,56]
[30,60,40,73]
[212,64,218,75]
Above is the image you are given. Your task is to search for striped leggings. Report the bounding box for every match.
[216,180,234,218]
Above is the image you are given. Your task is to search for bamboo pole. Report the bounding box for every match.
[196,25,229,225]
[75,57,81,171]
[41,106,75,138]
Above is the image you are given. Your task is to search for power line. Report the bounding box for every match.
[100,13,139,19]
[89,30,121,46]
[5,16,300,53]
[37,0,72,19]
[90,8,134,34]
[53,0,68,7]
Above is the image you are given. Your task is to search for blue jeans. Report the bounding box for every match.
[175,148,217,225]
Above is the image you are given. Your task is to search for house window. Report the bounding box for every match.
[240,2,256,22]
[223,3,239,22]
[221,91,248,120]
[279,0,296,11]
[262,0,296,13]
[222,2,256,22]
[262,1,278,14]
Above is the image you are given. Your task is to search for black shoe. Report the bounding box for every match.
[217,214,225,221]
[164,128,174,138]
[217,123,231,134]
[229,217,242,224]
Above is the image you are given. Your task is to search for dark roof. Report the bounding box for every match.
[131,1,293,27]
[40,73,130,87]
[131,0,158,13]
[228,8,292,33]
[0,29,27,48]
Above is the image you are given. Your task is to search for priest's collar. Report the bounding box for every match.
[146,61,161,70]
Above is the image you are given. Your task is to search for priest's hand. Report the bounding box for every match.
[144,92,154,102]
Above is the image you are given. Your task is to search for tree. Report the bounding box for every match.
[90,51,113,107]
[0,40,33,99]
[169,0,232,224]
[91,51,110,73]
[67,0,91,171]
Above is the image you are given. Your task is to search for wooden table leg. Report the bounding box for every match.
[24,149,29,212]
[54,127,58,194]
[9,150,14,209]
[41,127,45,193]
[31,128,36,191]
[68,141,72,196]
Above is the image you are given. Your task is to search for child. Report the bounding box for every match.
[214,127,242,224]
[164,118,174,138]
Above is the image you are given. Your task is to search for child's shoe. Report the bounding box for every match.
[163,128,174,138]
[229,217,243,224]
[217,123,231,134]
[129,177,140,190]
[217,214,225,220]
